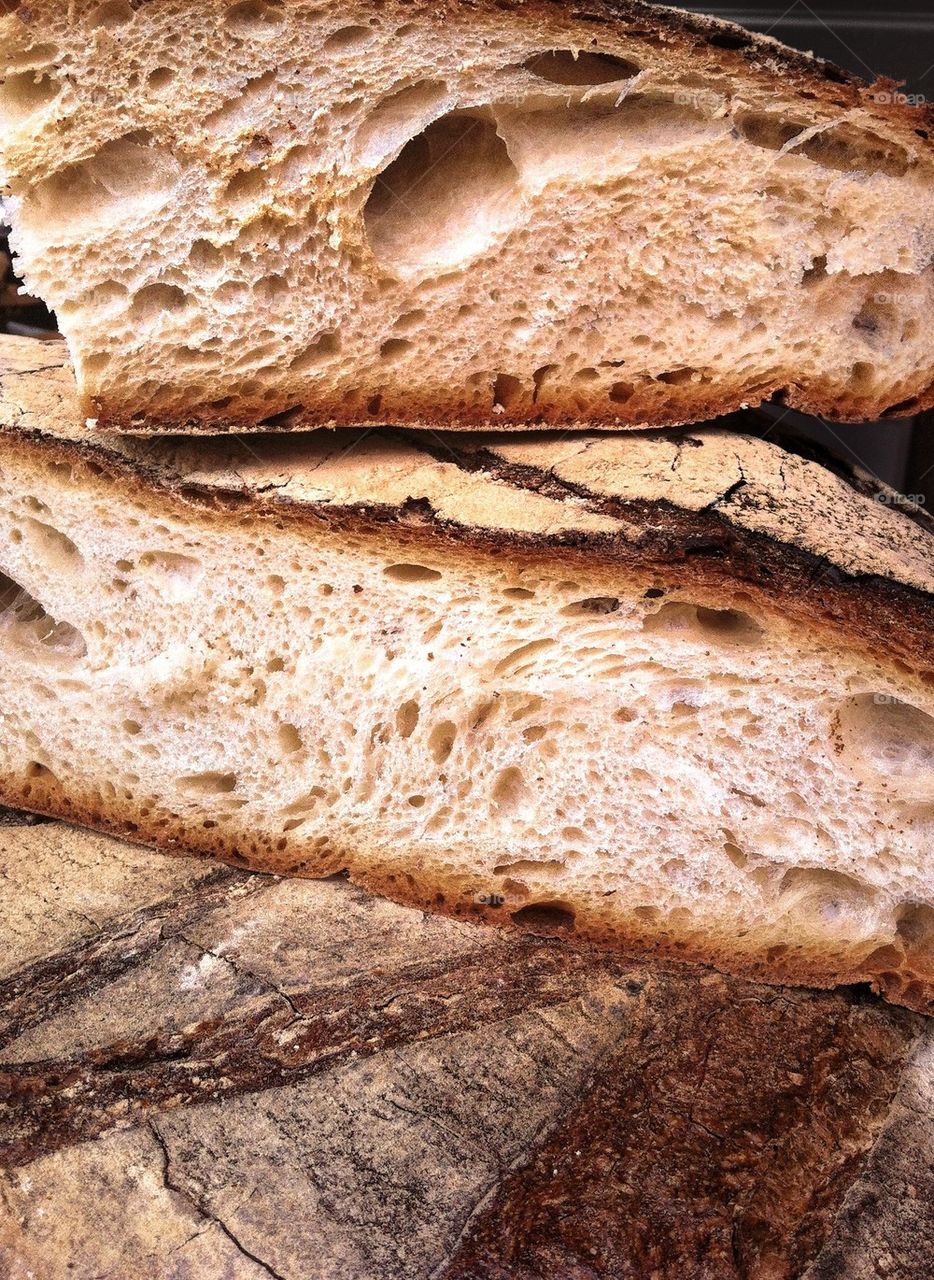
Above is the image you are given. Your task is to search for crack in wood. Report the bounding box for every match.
[149,1121,289,1280]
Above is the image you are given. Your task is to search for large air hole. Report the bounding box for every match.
[21,518,82,570]
[708,30,753,50]
[794,126,911,177]
[428,720,457,764]
[284,786,325,815]
[561,596,620,617]
[178,771,238,796]
[521,49,640,85]
[380,338,412,363]
[852,296,900,351]
[137,551,203,602]
[833,694,934,802]
[277,723,303,754]
[0,70,59,121]
[5,43,59,73]
[733,112,806,152]
[384,563,442,583]
[291,331,341,372]
[87,0,135,29]
[777,868,876,930]
[396,699,419,738]
[497,93,725,188]
[130,283,189,322]
[224,0,285,38]
[364,111,521,278]
[896,903,934,955]
[494,637,555,677]
[492,765,527,814]
[0,571,87,659]
[28,135,181,239]
[324,24,374,52]
[493,373,523,410]
[511,901,576,931]
[354,80,449,168]
[148,67,176,91]
[494,858,565,877]
[224,168,267,211]
[642,601,762,645]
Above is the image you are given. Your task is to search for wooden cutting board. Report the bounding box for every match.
[0,811,931,1279]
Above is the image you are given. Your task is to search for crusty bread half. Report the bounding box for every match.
[0,334,932,1011]
[1,0,933,433]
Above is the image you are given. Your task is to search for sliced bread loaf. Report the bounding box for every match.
[0,335,932,1010]
[1,1,933,432]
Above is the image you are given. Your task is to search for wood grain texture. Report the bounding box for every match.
[0,818,931,1279]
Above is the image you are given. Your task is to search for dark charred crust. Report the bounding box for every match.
[398,429,934,668]
[0,805,51,825]
[440,979,920,1280]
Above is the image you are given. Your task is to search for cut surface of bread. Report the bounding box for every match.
[1,0,934,432]
[0,335,933,1011]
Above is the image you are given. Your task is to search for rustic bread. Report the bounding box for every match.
[0,335,932,1010]
[1,0,933,433]
[1,814,931,1280]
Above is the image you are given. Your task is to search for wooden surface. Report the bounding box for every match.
[0,812,932,1279]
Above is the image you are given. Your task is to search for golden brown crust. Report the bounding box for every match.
[92,379,769,436]
[93,378,934,436]
[2,766,931,1016]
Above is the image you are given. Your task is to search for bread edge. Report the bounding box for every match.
[90,377,934,437]
[2,419,932,671]
[2,769,930,1016]
[0,422,932,1010]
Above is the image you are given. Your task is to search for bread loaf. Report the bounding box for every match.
[0,335,932,1009]
[1,814,931,1280]
[1,0,933,432]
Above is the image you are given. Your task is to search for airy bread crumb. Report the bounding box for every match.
[1,0,933,431]
[0,336,932,1011]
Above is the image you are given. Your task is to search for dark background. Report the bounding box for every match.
[2,1,933,498]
